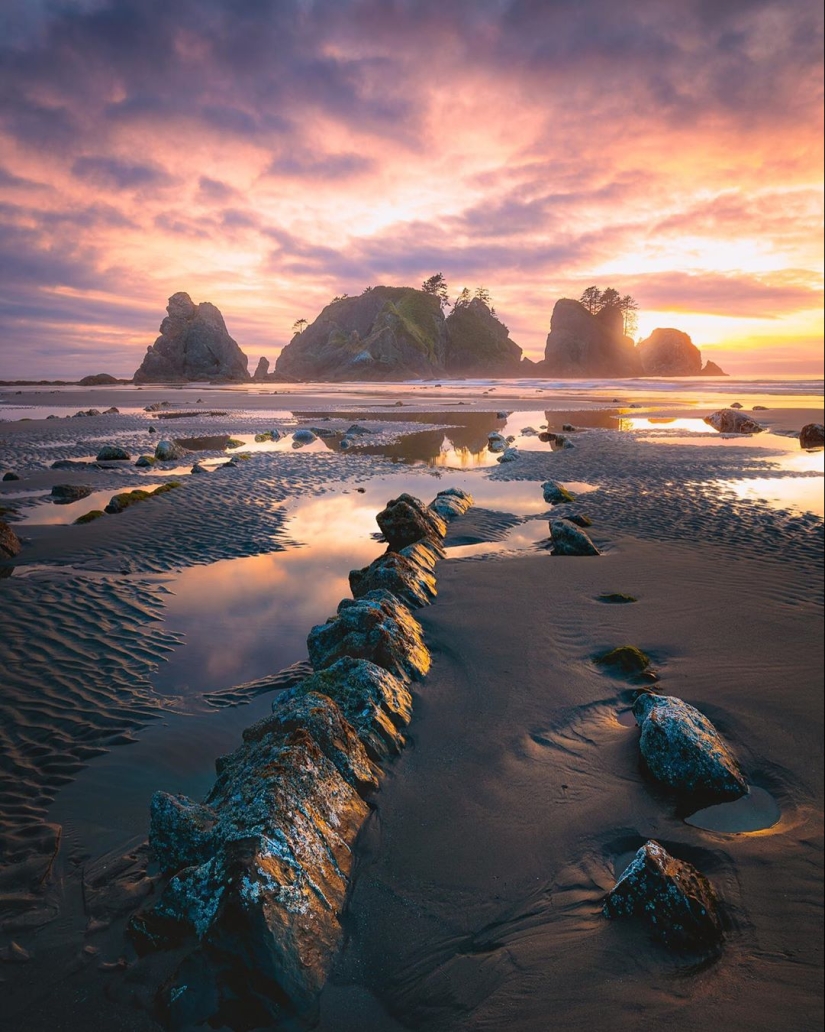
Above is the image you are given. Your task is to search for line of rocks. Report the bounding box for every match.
[129,487,473,1028]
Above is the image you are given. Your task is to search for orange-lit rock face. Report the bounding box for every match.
[0,2,821,378]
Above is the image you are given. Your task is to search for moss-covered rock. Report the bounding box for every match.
[73,509,106,525]
[104,481,180,514]
[595,645,650,675]
[444,298,522,374]
[596,592,637,604]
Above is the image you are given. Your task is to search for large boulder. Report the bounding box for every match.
[154,439,187,461]
[637,328,702,376]
[541,299,643,377]
[134,292,250,384]
[96,445,131,461]
[444,298,522,375]
[307,590,430,682]
[799,423,824,449]
[51,484,92,503]
[377,493,447,550]
[274,287,447,381]
[603,840,723,950]
[252,356,270,381]
[633,693,748,801]
[704,409,765,434]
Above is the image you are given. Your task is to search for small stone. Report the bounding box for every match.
[135,454,156,467]
[550,519,600,556]
[703,409,764,434]
[376,494,447,551]
[496,446,520,462]
[596,593,637,604]
[542,480,575,504]
[1,520,23,559]
[2,472,20,481]
[603,840,723,950]
[96,445,131,461]
[51,484,92,503]
[292,429,317,444]
[730,401,743,408]
[595,645,650,676]
[0,941,32,963]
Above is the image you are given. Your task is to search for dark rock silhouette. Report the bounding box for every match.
[275,287,447,380]
[252,356,270,380]
[540,299,643,377]
[0,520,21,560]
[444,298,522,374]
[700,359,727,376]
[704,409,765,434]
[638,328,702,376]
[134,292,250,384]
[79,373,119,385]
[799,423,824,448]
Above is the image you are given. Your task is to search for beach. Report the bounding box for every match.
[0,377,822,1031]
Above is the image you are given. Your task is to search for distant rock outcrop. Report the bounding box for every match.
[274,287,447,381]
[133,292,250,384]
[540,299,643,377]
[253,356,270,380]
[79,373,119,386]
[444,298,522,375]
[637,328,702,376]
[700,359,727,376]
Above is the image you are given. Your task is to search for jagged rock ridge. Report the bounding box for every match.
[133,292,250,384]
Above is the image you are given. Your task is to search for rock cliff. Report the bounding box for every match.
[274,287,447,381]
[133,292,250,384]
[444,298,522,375]
[540,299,643,377]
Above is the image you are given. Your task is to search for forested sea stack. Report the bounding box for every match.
[133,292,250,384]
[540,299,644,377]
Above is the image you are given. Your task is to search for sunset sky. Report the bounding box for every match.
[0,0,822,378]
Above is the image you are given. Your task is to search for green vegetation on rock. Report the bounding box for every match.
[595,645,650,674]
[74,509,106,524]
[596,593,638,604]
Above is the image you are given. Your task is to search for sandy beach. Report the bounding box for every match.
[0,378,822,1031]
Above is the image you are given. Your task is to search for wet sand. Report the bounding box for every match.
[0,379,822,1030]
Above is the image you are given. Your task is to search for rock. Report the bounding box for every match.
[444,298,522,375]
[345,424,372,436]
[133,292,250,383]
[135,455,156,468]
[191,463,208,474]
[74,509,105,524]
[142,727,371,1023]
[603,840,723,950]
[150,794,218,873]
[349,549,438,609]
[79,373,119,386]
[274,286,447,381]
[51,484,92,503]
[0,520,22,559]
[148,425,157,433]
[633,693,748,800]
[429,487,474,521]
[699,360,727,376]
[596,593,637,604]
[74,408,101,417]
[637,328,702,376]
[730,402,743,409]
[154,440,186,461]
[376,493,447,550]
[596,645,650,675]
[292,429,317,444]
[541,299,643,377]
[3,471,20,481]
[703,409,765,434]
[566,513,592,527]
[550,519,600,556]
[339,437,353,450]
[495,410,508,419]
[102,406,120,414]
[542,480,575,504]
[487,432,506,452]
[0,941,32,963]
[51,459,95,470]
[144,402,171,412]
[497,446,520,462]
[96,445,131,461]
[307,589,430,682]
[279,658,412,762]
[252,356,270,381]
[799,423,825,449]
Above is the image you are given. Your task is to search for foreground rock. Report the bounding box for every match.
[96,445,131,461]
[349,546,439,609]
[142,724,370,1025]
[134,292,250,384]
[542,480,575,504]
[603,840,723,950]
[704,409,765,434]
[637,328,702,376]
[307,589,430,682]
[275,286,447,381]
[444,298,522,375]
[799,423,825,449]
[550,519,600,556]
[0,520,21,559]
[541,299,643,377]
[154,440,187,461]
[377,493,447,550]
[633,692,748,801]
[429,487,474,521]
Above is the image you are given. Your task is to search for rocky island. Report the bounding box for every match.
[134,292,250,384]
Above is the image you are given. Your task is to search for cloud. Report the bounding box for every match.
[72,155,175,191]
[627,270,823,318]
[265,152,374,181]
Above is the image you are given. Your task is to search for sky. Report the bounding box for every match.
[0,0,822,379]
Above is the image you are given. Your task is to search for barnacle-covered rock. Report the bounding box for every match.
[376,493,447,550]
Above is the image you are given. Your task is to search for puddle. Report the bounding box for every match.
[684,785,781,833]
[18,483,167,525]
[445,518,552,559]
[616,709,637,727]
[716,476,824,517]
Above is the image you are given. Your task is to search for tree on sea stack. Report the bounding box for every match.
[422,273,450,308]
[454,287,471,309]
[292,318,308,336]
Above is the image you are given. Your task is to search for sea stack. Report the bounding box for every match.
[541,299,643,377]
[133,292,250,384]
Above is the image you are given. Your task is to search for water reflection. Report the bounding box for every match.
[716,477,824,517]
[19,483,165,524]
